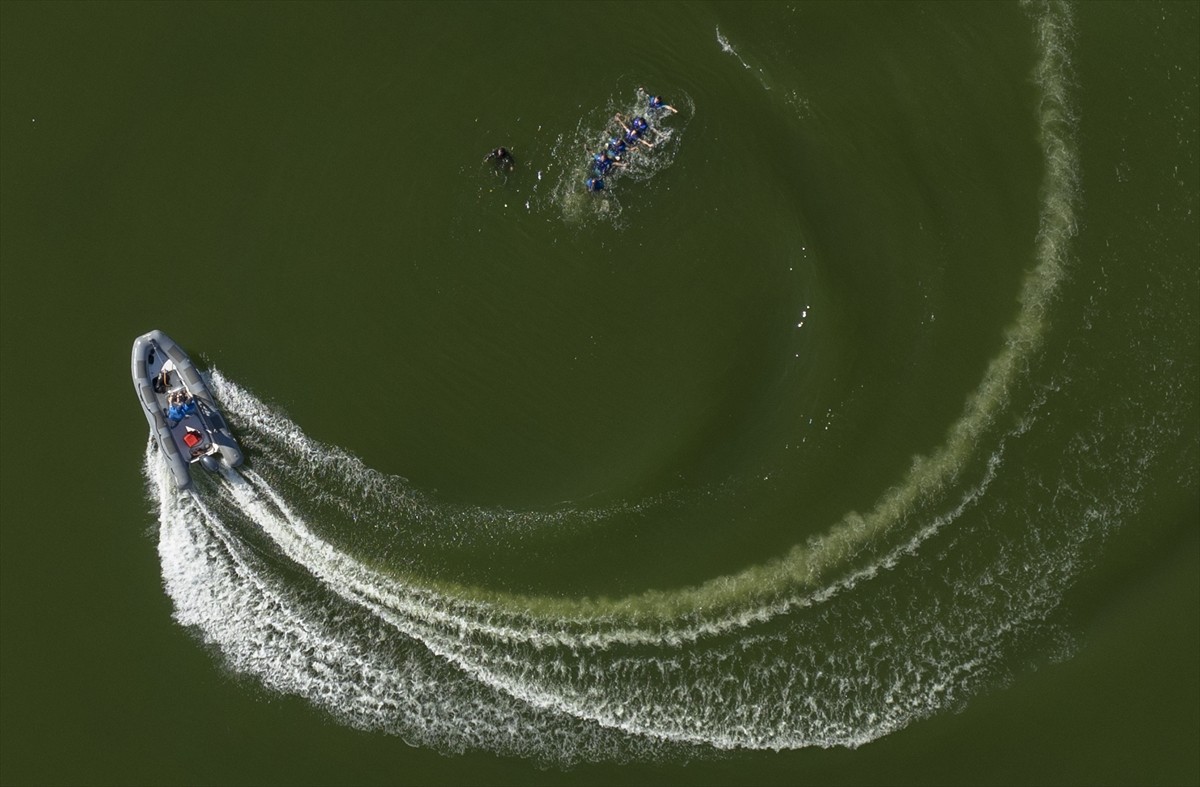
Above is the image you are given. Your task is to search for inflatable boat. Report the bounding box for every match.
[131,330,244,490]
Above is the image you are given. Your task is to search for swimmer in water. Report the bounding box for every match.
[614,113,657,148]
[484,146,515,173]
[605,136,629,156]
[584,177,605,192]
[588,150,624,177]
[647,94,678,114]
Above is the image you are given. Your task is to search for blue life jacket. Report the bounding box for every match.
[632,116,649,132]
[584,177,605,191]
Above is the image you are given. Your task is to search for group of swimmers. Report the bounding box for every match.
[584,91,677,192]
[482,90,679,193]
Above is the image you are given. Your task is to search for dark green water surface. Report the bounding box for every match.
[2,1,1196,784]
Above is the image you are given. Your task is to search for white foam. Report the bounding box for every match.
[716,26,772,90]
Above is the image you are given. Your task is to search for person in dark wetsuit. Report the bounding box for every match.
[153,368,171,394]
[584,177,605,192]
[484,146,515,173]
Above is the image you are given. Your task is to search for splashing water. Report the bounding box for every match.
[545,88,692,227]
[716,26,772,90]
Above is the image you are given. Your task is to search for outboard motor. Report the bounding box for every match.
[198,454,221,473]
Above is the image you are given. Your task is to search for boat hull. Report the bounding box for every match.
[131,330,243,490]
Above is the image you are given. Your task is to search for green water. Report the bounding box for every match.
[1,1,1196,784]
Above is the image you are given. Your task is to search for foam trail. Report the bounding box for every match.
[228,432,1012,746]
[153,382,1137,757]
[716,27,751,68]
[148,1,1103,762]
[152,442,689,761]
[716,26,772,90]
[206,376,1021,653]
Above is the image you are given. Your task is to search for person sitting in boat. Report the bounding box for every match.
[167,392,197,423]
[153,368,171,394]
[484,146,515,173]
